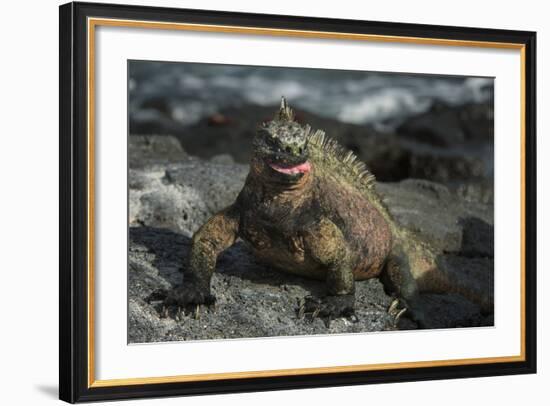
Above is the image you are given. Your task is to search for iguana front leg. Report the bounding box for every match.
[165,204,240,308]
[300,218,356,325]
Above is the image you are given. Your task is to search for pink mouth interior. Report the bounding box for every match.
[269,161,311,175]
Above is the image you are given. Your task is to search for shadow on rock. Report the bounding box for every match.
[405,215,494,330]
[129,226,189,287]
[128,225,396,342]
[458,216,494,258]
[128,218,494,333]
[129,226,327,302]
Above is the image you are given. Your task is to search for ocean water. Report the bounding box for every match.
[129,61,493,131]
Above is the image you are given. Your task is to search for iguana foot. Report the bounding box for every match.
[164,284,216,307]
[145,288,169,303]
[146,285,216,319]
[298,294,357,327]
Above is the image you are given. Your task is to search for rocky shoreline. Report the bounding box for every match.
[132,101,494,202]
[128,127,494,343]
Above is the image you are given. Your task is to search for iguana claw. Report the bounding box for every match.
[388,298,400,315]
[194,304,200,320]
[394,307,407,323]
[146,286,215,319]
[388,298,408,324]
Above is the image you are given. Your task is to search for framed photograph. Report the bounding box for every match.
[59,1,537,403]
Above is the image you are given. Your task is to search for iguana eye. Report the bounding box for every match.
[263,134,278,147]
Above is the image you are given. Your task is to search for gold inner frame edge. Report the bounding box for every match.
[86,17,527,388]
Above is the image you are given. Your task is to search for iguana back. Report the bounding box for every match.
[307,128,440,298]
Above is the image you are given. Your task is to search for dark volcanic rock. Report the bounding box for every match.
[129,135,187,168]
[407,293,489,329]
[332,130,489,185]
[396,102,494,147]
[143,102,494,203]
[129,160,248,236]
[377,179,492,254]
[378,179,494,319]
[128,143,493,342]
[129,227,396,342]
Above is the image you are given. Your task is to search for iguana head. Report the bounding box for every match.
[252,97,311,182]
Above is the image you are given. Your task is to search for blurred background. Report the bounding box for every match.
[129,61,494,202]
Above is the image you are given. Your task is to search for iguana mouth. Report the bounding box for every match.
[269,161,311,175]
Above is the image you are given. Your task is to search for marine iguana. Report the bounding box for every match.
[164,97,443,324]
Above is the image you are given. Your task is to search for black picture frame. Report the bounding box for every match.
[59,1,537,403]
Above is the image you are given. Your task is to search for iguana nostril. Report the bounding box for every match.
[285,146,292,154]
[298,147,303,154]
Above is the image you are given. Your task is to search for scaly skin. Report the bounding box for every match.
[165,98,439,323]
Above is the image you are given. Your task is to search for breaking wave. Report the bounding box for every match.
[129,61,493,131]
